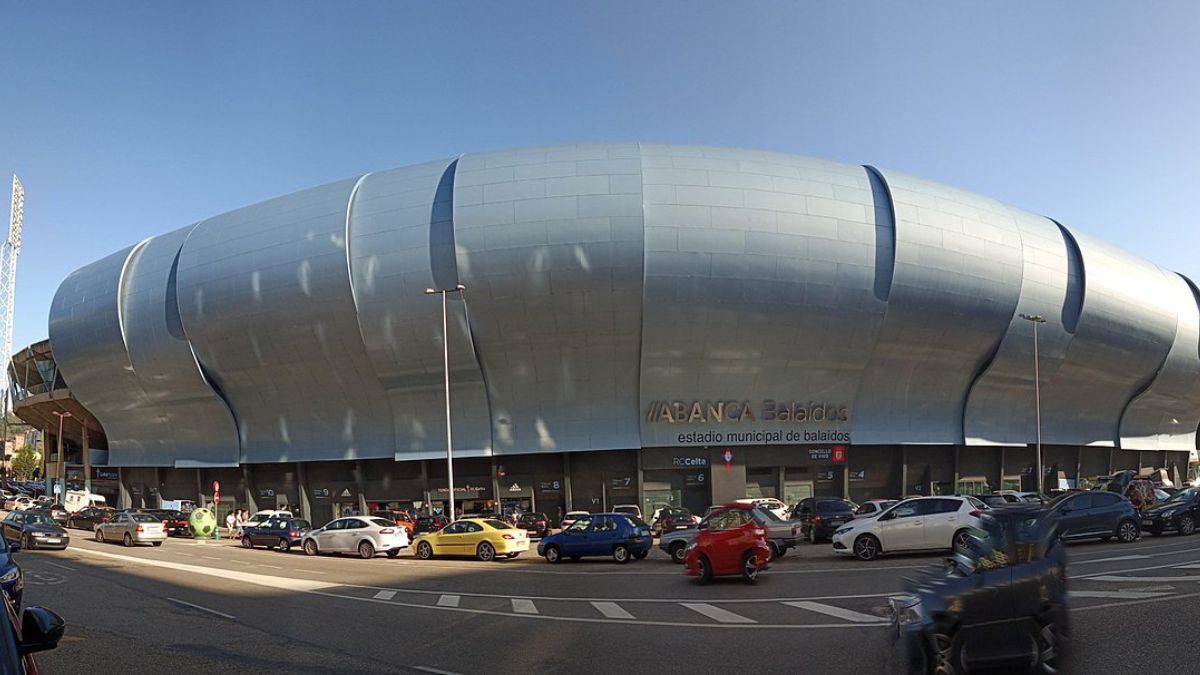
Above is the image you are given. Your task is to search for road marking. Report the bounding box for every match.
[1076,554,1148,564]
[1069,590,1172,599]
[512,598,538,614]
[1088,575,1200,583]
[1174,563,1200,569]
[256,564,282,569]
[591,601,634,619]
[201,556,222,560]
[413,666,464,675]
[373,590,397,600]
[166,597,236,620]
[681,603,756,624]
[43,561,75,572]
[437,595,460,607]
[783,600,886,623]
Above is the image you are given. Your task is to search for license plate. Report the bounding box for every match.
[828,520,845,526]
[44,538,60,543]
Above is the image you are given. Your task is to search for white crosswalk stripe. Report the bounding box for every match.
[680,603,756,624]
[373,590,396,600]
[511,598,538,614]
[1173,563,1200,569]
[590,601,634,619]
[783,600,885,623]
[1089,575,1200,583]
[436,595,460,608]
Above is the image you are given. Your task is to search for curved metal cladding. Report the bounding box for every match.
[175,178,397,463]
[452,144,644,454]
[638,145,886,447]
[48,246,176,466]
[1035,228,1177,446]
[347,159,493,459]
[1119,270,1200,450]
[963,208,1079,445]
[119,225,241,467]
[852,170,1024,444]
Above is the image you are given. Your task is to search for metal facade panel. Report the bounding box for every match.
[1119,271,1200,450]
[963,209,1078,446]
[48,246,176,466]
[453,143,644,454]
[852,170,1024,444]
[1036,228,1177,446]
[175,178,397,463]
[638,145,883,447]
[120,225,241,466]
[347,159,493,459]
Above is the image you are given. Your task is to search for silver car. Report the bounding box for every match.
[95,512,167,547]
[659,506,798,562]
[301,516,410,559]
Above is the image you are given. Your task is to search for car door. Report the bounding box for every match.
[317,518,345,551]
[459,521,486,555]
[1089,492,1124,536]
[2,514,21,543]
[878,500,926,551]
[583,516,612,556]
[796,499,813,538]
[1055,493,1093,537]
[922,498,963,549]
[960,517,1020,666]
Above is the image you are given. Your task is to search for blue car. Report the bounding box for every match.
[537,513,652,563]
[0,536,22,610]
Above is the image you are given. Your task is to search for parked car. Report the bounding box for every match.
[997,490,1047,504]
[654,507,697,536]
[0,535,23,610]
[414,515,450,534]
[660,504,797,563]
[237,510,295,538]
[39,504,70,528]
[684,503,772,584]
[1046,490,1140,543]
[978,494,1012,508]
[855,499,898,517]
[1,511,70,552]
[413,518,529,562]
[733,498,789,520]
[302,516,410,559]
[538,513,652,563]
[514,512,551,539]
[793,498,856,544]
[560,510,590,530]
[1141,487,1200,536]
[66,506,115,531]
[3,497,33,512]
[612,504,642,520]
[891,504,1067,673]
[94,512,166,547]
[145,509,191,537]
[832,496,986,561]
[0,587,65,675]
[242,516,312,552]
[370,511,417,538]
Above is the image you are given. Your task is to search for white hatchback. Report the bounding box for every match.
[302,516,410,559]
[831,496,986,561]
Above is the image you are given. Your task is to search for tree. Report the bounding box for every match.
[11,443,39,481]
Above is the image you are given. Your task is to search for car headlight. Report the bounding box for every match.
[889,595,923,626]
[0,568,18,584]
[834,526,853,535]
[685,542,698,551]
[31,532,47,538]
[1160,510,1176,519]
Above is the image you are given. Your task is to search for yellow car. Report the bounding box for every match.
[413,518,530,561]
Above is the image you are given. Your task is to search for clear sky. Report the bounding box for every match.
[2,2,1198,351]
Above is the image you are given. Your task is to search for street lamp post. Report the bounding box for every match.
[1019,313,1047,495]
[51,410,72,499]
[425,284,466,522]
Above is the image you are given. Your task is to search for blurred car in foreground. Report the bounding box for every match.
[538,513,652,563]
[242,516,312,552]
[0,587,65,675]
[413,518,529,561]
[683,503,771,584]
[66,506,114,531]
[302,516,409,559]
[514,512,551,539]
[1140,486,1200,536]
[832,496,986,561]
[1045,490,1139,543]
[1,512,70,551]
[0,536,23,610]
[95,512,166,547]
[891,504,1068,674]
[794,498,856,544]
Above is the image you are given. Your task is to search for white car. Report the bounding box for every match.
[831,496,986,561]
[560,510,590,530]
[612,504,642,520]
[734,498,789,520]
[301,516,410,559]
[5,496,34,511]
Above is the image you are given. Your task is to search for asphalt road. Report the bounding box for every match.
[15,527,1200,674]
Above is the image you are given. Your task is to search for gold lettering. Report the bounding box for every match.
[839,406,850,421]
[740,400,756,422]
[707,401,724,423]
[659,403,675,424]
[689,401,705,423]
[673,402,687,423]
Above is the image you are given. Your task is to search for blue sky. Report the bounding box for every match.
[2,2,1198,350]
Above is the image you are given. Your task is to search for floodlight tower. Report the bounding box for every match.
[1,176,24,416]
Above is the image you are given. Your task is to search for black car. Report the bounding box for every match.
[66,507,115,531]
[0,585,66,675]
[655,507,696,535]
[0,512,70,551]
[1141,486,1200,536]
[978,495,1011,508]
[415,515,450,534]
[892,504,1068,673]
[515,512,550,539]
[1046,490,1140,543]
[145,509,191,537]
[42,505,69,528]
[794,498,855,543]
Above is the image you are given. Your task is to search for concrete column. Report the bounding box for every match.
[40,428,49,487]
[243,464,258,513]
[900,446,908,496]
[297,462,312,522]
[562,453,573,511]
[354,460,368,516]
[82,425,91,493]
[1107,448,1115,475]
[636,451,644,516]
[419,460,429,514]
[999,447,1006,492]
[117,467,131,510]
[195,470,204,509]
[55,428,65,499]
[153,467,162,507]
[952,446,960,493]
[490,456,500,514]
[1075,447,1083,489]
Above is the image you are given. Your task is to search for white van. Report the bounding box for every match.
[64,490,108,513]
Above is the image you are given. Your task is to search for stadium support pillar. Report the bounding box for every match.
[900,446,908,496]
[82,425,91,493]
[243,464,257,513]
[297,462,312,523]
[354,460,368,516]
[563,454,573,511]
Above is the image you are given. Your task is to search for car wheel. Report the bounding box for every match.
[696,553,713,585]
[1032,605,1070,673]
[952,528,971,553]
[95,528,104,543]
[669,541,687,564]
[775,545,787,559]
[303,539,319,556]
[768,541,780,560]
[21,535,31,551]
[123,533,133,547]
[416,541,434,560]
[612,544,630,564]
[853,534,880,561]
[1116,519,1139,543]
[477,541,496,562]
[358,541,376,559]
[241,535,253,548]
[806,527,815,544]
[386,549,400,558]
[278,538,291,553]
[741,550,760,584]
[544,545,561,564]
[1180,515,1196,536]
[922,627,966,675]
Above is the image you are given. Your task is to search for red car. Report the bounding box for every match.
[683,503,772,584]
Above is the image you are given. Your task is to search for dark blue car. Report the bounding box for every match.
[241,516,312,553]
[537,513,652,563]
[0,536,22,611]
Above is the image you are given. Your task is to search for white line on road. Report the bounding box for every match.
[373,590,397,600]
[783,601,886,623]
[43,561,75,572]
[201,556,222,560]
[1075,554,1148,565]
[437,595,460,608]
[413,666,464,675]
[591,601,634,619]
[1088,575,1200,583]
[512,598,538,614]
[256,564,282,569]
[1069,590,1172,599]
[1174,563,1200,569]
[681,603,756,624]
[166,597,236,620]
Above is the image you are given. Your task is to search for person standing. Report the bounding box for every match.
[224,509,236,538]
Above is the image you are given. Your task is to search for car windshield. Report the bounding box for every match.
[130,513,159,523]
[754,506,783,521]
[24,513,56,526]
[1165,488,1198,503]
[666,508,690,516]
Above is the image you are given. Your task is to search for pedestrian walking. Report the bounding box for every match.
[225,510,236,537]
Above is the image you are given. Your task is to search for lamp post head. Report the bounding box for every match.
[424,288,437,295]
[52,411,71,419]
[1019,313,1046,323]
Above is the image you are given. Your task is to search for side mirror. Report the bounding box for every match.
[19,607,65,655]
[879,512,895,521]
[8,540,19,553]
[697,521,708,530]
